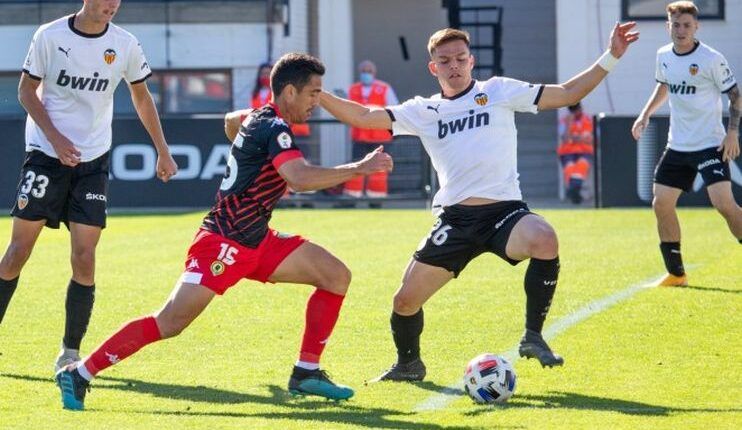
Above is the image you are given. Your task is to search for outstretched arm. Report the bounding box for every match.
[278,146,393,192]
[320,91,392,129]
[631,83,668,140]
[538,22,639,110]
[719,85,740,161]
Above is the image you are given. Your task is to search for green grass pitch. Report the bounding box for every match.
[0,208,739,429]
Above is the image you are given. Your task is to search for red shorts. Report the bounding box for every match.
[179,229,306,295]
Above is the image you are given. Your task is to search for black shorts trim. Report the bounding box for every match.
[413,201,533,277]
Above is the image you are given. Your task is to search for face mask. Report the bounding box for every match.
[359,72,374,86]
[259,76,270,88]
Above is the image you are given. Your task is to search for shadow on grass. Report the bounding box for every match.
[678,284,742,294]
[463,391,742,416]
[1,373,501,430]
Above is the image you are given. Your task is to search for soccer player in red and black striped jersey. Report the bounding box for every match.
[54,53,393,410]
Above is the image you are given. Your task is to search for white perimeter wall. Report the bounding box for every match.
[556,0,742,116]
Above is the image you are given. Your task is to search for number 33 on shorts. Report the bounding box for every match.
[20,170,50,199]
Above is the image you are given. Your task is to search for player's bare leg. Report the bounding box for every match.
[372,259,453,382]
[268,241,354,400]
[652,184,687,286]
[56,281,215,410]
[707,181,742,240]
[55,223,102,371]
[506,214,564,367]
[0,218,45,325]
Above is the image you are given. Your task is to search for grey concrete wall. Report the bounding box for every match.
[351,0,447,101]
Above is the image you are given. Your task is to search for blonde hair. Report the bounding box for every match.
[427,28,470,57]
[666,1,698,18]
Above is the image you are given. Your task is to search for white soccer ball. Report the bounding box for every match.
[463,353,516,404]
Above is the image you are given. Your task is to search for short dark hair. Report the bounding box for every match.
[271,53,325,97]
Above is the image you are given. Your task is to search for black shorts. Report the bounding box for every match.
[10,151,109,229]
[654,147,731,192]
[413,201,533,277]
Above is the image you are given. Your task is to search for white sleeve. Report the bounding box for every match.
[125,38,152,84]
[655,53,666,84]
[22,28,47,80]
[495,77,542,113]
[711,53,737,93]
[387,97,423,136]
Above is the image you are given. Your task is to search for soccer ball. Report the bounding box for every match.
[463,353,516,404]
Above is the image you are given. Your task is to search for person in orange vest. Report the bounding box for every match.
[344,60,398,201]
[557,102,594,204]
[251,62,310,137]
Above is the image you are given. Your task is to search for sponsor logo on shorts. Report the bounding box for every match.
[210,260,225,276]
[17,194,28,210]
[697,158,721,170]
[494,208,527,230]
[712,168,725,176]
[86,192,107,202]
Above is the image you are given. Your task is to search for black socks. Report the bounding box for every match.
[390,309,424,364]
[63,279,95,350]
[0,276,19,324]
[524,257,560,333]
[659,242,685,276]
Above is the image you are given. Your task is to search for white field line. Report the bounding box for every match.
[413,271,680,412]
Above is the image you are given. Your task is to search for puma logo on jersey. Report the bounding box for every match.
[56,69,109,92]
[58,46,71,57]
[667,80,696,95]
[437,109,490,139]
[427,104,441,114]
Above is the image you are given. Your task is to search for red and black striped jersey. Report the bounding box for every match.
[201,104,303,247]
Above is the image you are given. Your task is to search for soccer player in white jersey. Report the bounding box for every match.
[0,0,178,371]
[320,23,638,380]
[632,1,741,287]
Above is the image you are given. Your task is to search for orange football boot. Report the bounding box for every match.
[655,273,688,287]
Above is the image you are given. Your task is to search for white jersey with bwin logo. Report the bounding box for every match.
[387,77,542,212]
[655,41,737,152]
[23,15,152,162]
